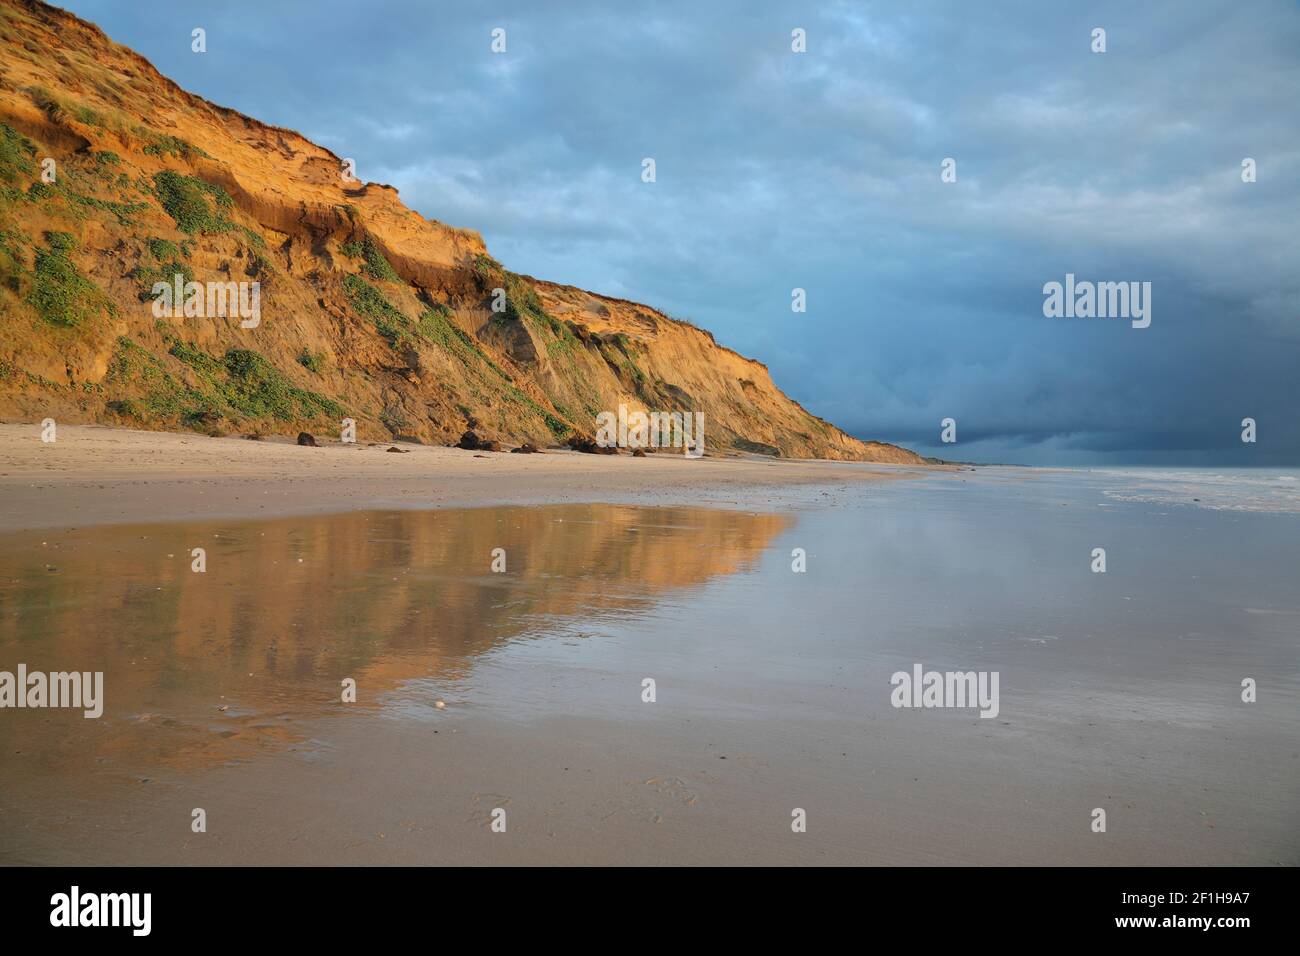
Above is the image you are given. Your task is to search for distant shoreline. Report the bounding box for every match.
[0,424,943,533]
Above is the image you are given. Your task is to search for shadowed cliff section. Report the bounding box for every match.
[0,0,922,462]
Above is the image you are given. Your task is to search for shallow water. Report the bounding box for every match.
[1088,466,1300,513]
[0,505,787,774]
[1,471,1296,865]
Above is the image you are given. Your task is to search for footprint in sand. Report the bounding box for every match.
[641,775,700,808]
[469,792,511,827]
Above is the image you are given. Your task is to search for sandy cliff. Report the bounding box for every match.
[0,0,921,462]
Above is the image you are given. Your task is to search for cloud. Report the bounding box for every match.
[54,0,1300,463]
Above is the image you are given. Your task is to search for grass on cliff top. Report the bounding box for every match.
[27,85,113,131]
[488,271,542,326]
[140,133,210,161]
[23,87,201,164]
[472,253,504,283]
[469,261,561,337]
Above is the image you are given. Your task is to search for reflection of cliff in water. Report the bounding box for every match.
[0,505,788,772]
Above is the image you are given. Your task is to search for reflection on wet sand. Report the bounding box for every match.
[0,505,788,778]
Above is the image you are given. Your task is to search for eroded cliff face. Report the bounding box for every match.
[0,0,921,462]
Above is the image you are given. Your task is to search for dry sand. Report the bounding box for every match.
[0,424,934,533]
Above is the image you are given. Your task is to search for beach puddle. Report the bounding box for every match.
[0,504,788,781]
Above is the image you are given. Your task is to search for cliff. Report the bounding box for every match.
[0,0,921,462]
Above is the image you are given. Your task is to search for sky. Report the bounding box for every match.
[53,0,1300,464]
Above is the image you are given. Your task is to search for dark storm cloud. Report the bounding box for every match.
[55,0,1300,463]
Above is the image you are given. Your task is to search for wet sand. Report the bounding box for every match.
[0,430,1296,866]
[0,424,926,532]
